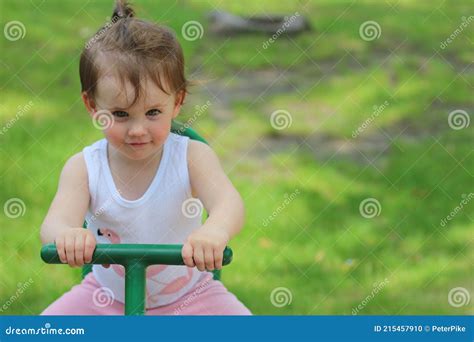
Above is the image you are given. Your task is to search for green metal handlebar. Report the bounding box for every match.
[40,243,233,266]
[40,243,233,315]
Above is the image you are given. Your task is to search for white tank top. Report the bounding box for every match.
[83,133,206,308]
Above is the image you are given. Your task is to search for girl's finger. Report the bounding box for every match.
[213,247,223,270]
[204,246,215,271]
[55,237,66,264]
[74,234,85,267]
[65,235,76,267]
[84,233,95,264]
[193,246,205,272]
[181,243,195,267]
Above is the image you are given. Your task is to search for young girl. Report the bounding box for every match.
[40,0,250,315]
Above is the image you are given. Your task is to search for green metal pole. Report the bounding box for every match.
[40,243,233,316]
[124,260,146,316]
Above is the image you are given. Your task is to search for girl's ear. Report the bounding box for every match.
[172,91,186,118]
[81,92,96,115]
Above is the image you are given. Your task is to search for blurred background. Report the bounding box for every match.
[0,0,472,315]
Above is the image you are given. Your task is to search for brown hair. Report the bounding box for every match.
[79,0,188,106]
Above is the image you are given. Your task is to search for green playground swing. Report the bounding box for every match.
[40,121,233,315]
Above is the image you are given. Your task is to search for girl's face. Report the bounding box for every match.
[82,75,183,162]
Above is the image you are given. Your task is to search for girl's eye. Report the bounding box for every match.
[112,111,129,118]
[146,109,162,116]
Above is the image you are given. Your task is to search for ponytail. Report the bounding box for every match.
[112,0,135,21]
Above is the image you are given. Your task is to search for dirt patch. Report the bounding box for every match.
[186,53,470,166]
[187,53,369,123]
[251,132,392,166]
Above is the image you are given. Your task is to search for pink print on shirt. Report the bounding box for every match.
[97,228,194,304]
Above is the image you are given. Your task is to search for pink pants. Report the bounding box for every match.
[41,272,251,315]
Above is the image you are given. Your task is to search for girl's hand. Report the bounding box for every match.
[182,226,230,271]
[55,228,96,268]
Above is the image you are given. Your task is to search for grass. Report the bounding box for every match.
[0,0,472,315]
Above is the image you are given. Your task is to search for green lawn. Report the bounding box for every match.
[0,0,472,315]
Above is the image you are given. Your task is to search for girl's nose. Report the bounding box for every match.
[128,120,147,137]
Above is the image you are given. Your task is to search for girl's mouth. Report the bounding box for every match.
[129,142,149,147]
